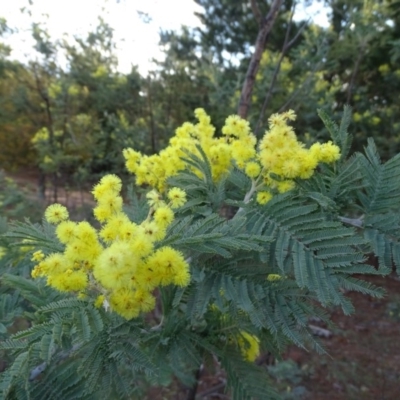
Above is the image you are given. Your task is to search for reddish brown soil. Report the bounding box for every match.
[285,274,400,400]
[6,169,94,210]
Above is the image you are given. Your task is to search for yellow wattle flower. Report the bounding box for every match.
[238,331,260,362]
[45,204,69,224]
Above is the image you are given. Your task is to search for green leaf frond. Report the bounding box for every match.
[1,273,62,308]
[364,215,400,272]
[297,152,365,207]
[183,261,326,353]
[161,213,270,258]
[358,138,400,214]
[30,359,100,400]
[0,291,23,334]
[225,167,252,201]
[318,105,353,160]
[0,295,157,399]
[4,219,63,253]
[221,352,280,400]
[167,145,232,214]
[245,193,382,314]
[164,330,203,387]
[181,144,213,184]
[123,184,150,224]
[354,139,400,272]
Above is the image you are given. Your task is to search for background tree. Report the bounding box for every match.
[1,0,400,182]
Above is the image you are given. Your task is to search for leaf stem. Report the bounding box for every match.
[339,215,364,228]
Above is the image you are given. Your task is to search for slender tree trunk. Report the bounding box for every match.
[33,62,59,203]
[237,0,283,118]
[38,171,46,201]
[52,173,58,202]
[147,77,157,154]
[346,49,364,104]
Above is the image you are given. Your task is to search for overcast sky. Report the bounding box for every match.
[1,0,328,75]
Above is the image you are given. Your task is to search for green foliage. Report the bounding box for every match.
[2,1,400,396]
[0,294,156,399]
[0,291,22,337]
[356,139,400,271]
[4,219,62,253]
[221,353,279,400]
[318,105,353,161]
[1,0,400,177]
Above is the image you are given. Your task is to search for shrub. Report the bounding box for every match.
[1,107,399,399]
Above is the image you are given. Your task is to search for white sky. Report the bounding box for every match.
[1,0,328,75]
[1,0,203,74]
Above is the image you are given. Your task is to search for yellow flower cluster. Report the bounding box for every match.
[266,273,282,282]
[31,127,49,144]
[123,109,340,204]
[123,108,257,191]
[31,175,190,320]
[258,111,340,200]
[237,331,260,362]
[211,305,260,362]
[218,313,261,362]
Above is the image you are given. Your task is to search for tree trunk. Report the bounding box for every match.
[147,77,157,154]
[38,171,46,201]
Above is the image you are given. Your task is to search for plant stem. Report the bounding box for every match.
[185,366,202,400]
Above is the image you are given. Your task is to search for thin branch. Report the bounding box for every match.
[250,0,262,26]
[286,24,306,50]
[197,380,226,398]
[255,3,309,136]
[346,48,364,104]
[29,343,81,381]
[237,0,284,118]
[185,365,203,400]
[255,3,296,135]
[243,179,258,204]
[32,62,55,143]
[308,324,332,338]
[277,56,322,113]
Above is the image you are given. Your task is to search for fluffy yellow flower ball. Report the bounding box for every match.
[256,191,273,205]
[167,187,187,209]
[245,161,261,179]
[45,204,69,224]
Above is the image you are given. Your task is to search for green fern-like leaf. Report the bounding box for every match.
[246,193,382,314]
[4,219,63,253]
[1,273,63,308]
[358,139,400,214]
[318,105,353,160]
[221,352,280,400]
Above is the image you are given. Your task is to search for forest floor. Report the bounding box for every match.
[5,171,400,400]
[6,169,95,221]
[7,169,94,208]
[284,273,400,400]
